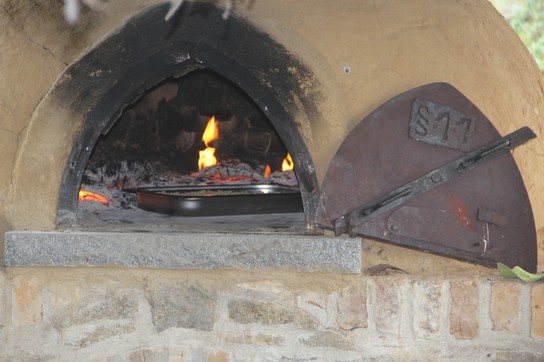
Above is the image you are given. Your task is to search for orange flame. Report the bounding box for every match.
[282,153,294,171]
[264,164,271,178]
[78,189,109,205]
[198,116,219,170]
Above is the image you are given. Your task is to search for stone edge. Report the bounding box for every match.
[3,231,361,273]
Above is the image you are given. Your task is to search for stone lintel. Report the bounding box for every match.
[4,231,361,273]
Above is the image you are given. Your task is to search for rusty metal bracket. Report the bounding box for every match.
[334,126,536,236]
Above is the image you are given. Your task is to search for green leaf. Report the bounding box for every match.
[497,262,544,283]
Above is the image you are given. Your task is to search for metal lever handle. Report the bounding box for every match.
[334,126,536,236]
[360,188,413,217]
[457,140,510,171]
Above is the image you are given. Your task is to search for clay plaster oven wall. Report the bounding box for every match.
[1,0,543,269]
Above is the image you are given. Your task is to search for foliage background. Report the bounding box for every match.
[492,0,544,72]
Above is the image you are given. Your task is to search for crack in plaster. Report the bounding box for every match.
[518,143,544,158]
[1,6,64,222]
[0,91,28,218]
[0,127,16,138]
[7,124,28,221]
[2,5,68,67]
[0,96,16,122]
[18,28,68,67]
[536,77,544,99]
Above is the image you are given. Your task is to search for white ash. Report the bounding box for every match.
[79,183,137,211]
[79,159,299,212]
[83,160,154,190]
[269,170,298,187]
[198,160,266,183]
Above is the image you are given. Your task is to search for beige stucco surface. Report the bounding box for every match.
[1,0,543,269]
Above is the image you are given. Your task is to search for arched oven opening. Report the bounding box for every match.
[55,2,321,233]
[77,69,305,229]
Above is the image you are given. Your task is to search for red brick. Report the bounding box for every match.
[450,280,479,339]
[168,355,187,362]
[374,279,400,335]
[129,350,152,362]
[168,355,188,362]
[413,280,442,337]
[491,281,522,334]
[0,273,4,327]
[531,284,544,339]
[130,349,168,362]
[207,352,228,362]
[337,284,368,330]
[11,276,42,326]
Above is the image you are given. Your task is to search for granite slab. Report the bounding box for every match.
[4,231,361,273]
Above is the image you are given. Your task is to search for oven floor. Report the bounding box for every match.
[76,208,308,234]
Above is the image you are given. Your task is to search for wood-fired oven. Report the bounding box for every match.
[3,0,543,273]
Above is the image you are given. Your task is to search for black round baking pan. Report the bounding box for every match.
[133,184,303,216]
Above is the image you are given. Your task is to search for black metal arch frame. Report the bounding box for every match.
[55,2,322,228]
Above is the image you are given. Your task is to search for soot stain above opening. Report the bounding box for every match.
[56,2,321,228]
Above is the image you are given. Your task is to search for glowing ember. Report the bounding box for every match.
[198,116,219,170]
[264,164,271,178]
[78,189,109,205]
[282,152,294,171]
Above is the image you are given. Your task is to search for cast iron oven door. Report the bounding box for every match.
[316,83,537,272]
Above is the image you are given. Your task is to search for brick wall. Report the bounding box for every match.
[0,268,542,361]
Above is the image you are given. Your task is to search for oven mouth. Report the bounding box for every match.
[76,68,305,225]
[55,2,322,231]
